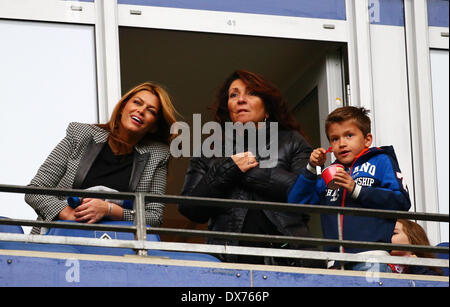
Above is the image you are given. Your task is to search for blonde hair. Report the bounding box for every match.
[98,82,179,153]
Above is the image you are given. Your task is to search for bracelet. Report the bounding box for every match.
[306,162,317,174]
[107,202,113,217]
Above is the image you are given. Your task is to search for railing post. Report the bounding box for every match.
[134,192,147,256]
[337,213,345,270]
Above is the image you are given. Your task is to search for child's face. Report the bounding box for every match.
[327,119,372,166]
[391,221,412,256]
[391,222,410,245]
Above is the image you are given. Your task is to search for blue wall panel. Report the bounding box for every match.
[118,0,347,20]
[0,254,249,287]
[1,254,448,287]
[427,0,449,27]
[252,270,447,287]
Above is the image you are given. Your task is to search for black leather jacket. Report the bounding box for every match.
[179,129,316,264]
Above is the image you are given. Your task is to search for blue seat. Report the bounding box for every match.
[1,218,220,261]
[46,220,160,256]
[0,216,24,234]
[45,221,220,261]
[436,242,449,276]
[0,216,79,254]
[148,250,220,262]
[0,241,80,254]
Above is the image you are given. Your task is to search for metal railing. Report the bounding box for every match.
[0,184,448,271]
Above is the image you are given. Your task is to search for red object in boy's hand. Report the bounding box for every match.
[322,164,345,190]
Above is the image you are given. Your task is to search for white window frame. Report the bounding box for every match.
[404,0,449,244]
[429,26,449,49]
[94,0,122,123]
[117,3,349,42]
[0,0,95,24]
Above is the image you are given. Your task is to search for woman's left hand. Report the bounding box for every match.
[231,151,259,173]
[74,198,109,224]
[333,169,356,193]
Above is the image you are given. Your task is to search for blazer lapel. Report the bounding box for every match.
[72,138,105,189]
[129,151,150,191]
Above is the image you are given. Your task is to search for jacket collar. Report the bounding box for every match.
[91,125,158,154]
[72,127,161,191]
[332,145,396,169]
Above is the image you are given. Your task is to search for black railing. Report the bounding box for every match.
[0,184,448,269]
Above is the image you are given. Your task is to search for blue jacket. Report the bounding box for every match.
[288,146,411,253]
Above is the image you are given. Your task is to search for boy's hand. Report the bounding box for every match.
[309,148,328,167]
[333,169,356,193]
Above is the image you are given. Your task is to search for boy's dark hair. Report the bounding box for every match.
[325,106,371,140]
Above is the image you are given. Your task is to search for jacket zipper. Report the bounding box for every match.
[338,148,370,253]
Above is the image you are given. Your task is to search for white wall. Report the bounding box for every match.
[0,19,98,233]
[430,49,449,242]
[369,25,415,211]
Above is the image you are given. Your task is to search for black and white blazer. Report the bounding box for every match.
[25,122,170,234]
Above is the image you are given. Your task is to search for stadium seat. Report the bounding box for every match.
[45,220,160,256]
[0,216,24,234]
[45,220,220,261]
[0,241,80,254]
[0,216,79,254]
[436,242,449,276]
[148,250,220,262]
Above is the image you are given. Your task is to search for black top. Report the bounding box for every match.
[179,129,313,265]
[81,143,134,192]
[238,209,283,264]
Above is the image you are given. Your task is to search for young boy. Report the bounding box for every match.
[288,106,411,258]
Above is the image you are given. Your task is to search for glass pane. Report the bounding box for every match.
[0,20,98,232]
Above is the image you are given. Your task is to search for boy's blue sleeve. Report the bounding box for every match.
[352,155,411,211]
[287,166,324,205]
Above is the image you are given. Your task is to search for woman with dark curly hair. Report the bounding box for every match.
[179,70,322,267]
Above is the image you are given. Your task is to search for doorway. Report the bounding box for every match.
[118,27,347,242]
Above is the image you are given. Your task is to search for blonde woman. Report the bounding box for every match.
[26,82,178,234]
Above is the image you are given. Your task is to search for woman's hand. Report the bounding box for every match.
[333,169,356,193]
[58,206,77,220]
[231,151,259,173]
[309,148,327,167]
[74,198,109,224]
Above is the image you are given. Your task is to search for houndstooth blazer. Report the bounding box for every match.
[25,122,170,234]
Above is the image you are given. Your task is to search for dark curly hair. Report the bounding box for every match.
[211,69,307,137]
